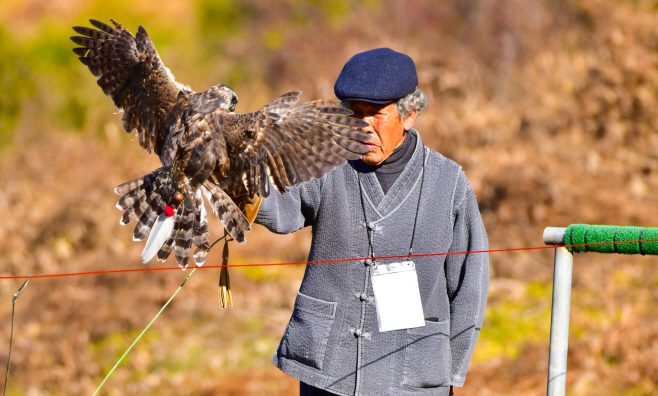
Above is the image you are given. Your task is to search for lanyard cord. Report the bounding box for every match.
[408,146,426,259]
[357,169,376,263]
[356,143,426,263]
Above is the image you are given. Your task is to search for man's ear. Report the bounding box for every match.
[403,108,418,131]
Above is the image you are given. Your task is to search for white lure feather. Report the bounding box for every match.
[141,212,175,264]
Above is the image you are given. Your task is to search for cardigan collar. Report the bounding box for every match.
[351,129,426,217]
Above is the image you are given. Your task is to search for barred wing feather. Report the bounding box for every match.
[217,93,371,197]
[71,19,192,156]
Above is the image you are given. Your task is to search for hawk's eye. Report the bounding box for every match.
[229,104,236,112]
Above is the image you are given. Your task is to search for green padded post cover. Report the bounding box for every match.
[564,224,658,255]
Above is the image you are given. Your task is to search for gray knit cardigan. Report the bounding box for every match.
[255,129,489,396]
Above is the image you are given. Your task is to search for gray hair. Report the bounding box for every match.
[340,88,427,120]
[395,88,427,120]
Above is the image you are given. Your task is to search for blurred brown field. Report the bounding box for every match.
[1,0,658,394]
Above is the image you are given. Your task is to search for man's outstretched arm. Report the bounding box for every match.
[254,179,322,235]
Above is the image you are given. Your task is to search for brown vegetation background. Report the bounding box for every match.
[1,0,658,394]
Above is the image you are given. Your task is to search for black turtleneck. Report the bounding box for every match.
[360,131,417,195]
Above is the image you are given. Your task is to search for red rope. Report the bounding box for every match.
[1,239,657,280]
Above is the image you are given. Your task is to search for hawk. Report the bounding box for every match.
[71,19,370,269]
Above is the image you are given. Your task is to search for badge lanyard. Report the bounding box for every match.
[358,145,426,332]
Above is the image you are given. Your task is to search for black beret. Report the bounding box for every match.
[334,48,418,104]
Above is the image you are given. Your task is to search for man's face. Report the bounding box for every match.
[349,101,417,165]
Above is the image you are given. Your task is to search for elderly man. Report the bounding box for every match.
[255,48,489,396]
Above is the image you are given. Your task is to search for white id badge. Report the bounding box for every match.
[370,261,425,332]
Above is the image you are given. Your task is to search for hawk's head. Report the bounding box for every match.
[205,84,238,113]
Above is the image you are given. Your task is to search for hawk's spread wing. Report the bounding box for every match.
[212,92,371,197]
[71,19,193,155]
[72,20,372,268]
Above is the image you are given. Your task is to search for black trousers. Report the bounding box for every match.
[300,382,338,395]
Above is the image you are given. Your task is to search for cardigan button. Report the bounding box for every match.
[354,329,363,337]
[359,293,368,301]
[364,259,374,267]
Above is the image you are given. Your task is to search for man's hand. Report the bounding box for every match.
[450,385,454,396]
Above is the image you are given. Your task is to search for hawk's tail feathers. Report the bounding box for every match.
[115,167,171,242]
[167,195,211,269]
[115,167,210,268]
[192,204,211,266]
[116,171,249,267]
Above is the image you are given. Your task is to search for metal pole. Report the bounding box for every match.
[543,227,573,396]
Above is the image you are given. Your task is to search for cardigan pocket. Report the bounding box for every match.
[402,319,451,388]
[279,292,337,370]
